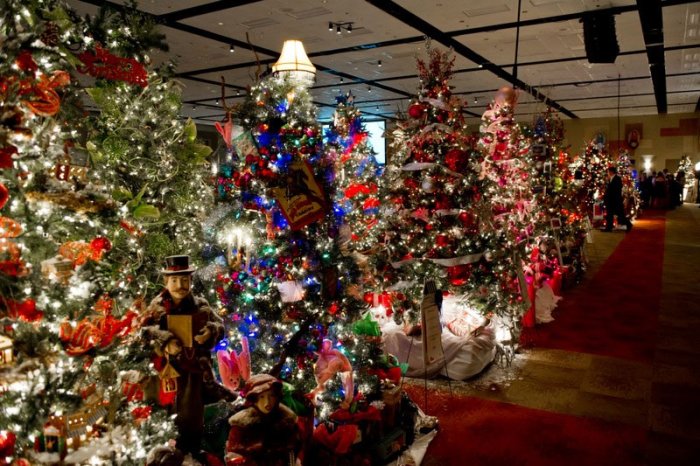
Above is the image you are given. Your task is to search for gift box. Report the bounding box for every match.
[372,428,406,463]
[380,384,402,430]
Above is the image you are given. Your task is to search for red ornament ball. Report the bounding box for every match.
[436,234,450,247]
[444,148,466,172]
[90,236,112,253]
[408,103,425,119]
[447,264,472,286]
[0,182,9,210]
[0,430,16,457]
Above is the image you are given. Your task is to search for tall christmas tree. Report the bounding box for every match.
[570,134,612,222]
[325,94,384,264]
[524,108,587,279]
[203,70,385,420]
[0,1,213,462]
[476,86,538,345]
[382,47,496,326]
[615,150,640,219]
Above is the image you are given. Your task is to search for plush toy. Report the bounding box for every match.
[217,336,251,391]
[308,339,354,409]
[225,374,301,466]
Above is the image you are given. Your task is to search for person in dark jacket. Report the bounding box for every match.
[140,255,228,455]
[603,167,632,232]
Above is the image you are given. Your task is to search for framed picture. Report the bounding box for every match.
[68,147,90,167]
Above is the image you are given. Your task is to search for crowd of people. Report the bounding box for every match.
[637,169,686,210]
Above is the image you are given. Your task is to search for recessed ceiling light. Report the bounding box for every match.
[218,22,224,26]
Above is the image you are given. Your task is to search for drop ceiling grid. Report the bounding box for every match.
[667,47,700,74]
[663,2,700,47]
[667,74,700,91]
[398,0,635,31]
[177,78,238,102]
[178,0,422,58]
[160,26,262,72]
[668,90,700,105]
[309,43,477,82]
[111,0,211,15]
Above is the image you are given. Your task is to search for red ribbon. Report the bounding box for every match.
[78,46,148,88]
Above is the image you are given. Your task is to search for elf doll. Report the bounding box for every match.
[225,374,301,466]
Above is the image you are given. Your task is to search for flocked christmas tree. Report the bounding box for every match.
[0,1,214,462]
[475,85,539,346]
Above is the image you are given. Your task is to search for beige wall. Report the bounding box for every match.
[562,113,700,174]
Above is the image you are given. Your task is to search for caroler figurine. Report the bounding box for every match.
[225,374,301,466]
[140,255,229,455]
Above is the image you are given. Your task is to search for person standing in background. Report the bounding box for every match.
[604,166,632,232]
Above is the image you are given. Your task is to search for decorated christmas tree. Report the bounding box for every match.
[202,67,391,427]
[475,86,539,344]
[570,134,612,222]
[0,1,214,462]
[382,47,506,339]
[524,108,588,280]
[325,94,384,266]
[678,155,696,201]
[615,150,640,219]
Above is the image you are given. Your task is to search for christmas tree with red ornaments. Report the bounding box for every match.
[474,86,539,348]
[382,46,494,323]
[571,135,613,221]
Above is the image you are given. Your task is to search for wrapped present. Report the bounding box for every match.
[121,370,145,402]
[380,383,402,430]
[35,424,66,455]
[372,427,406,463]
[40,256,73,283]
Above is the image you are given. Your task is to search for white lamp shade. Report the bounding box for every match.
[272,40,316,83]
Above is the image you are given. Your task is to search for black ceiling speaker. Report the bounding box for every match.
[581,13,620,64]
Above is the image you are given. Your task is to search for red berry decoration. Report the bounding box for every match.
[90,236,112,254]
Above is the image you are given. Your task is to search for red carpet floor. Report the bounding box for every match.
[521,212,666,362]
[405,386,647,466]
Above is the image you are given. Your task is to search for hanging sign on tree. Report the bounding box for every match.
[271,161,326,230]
[421,281,443,365]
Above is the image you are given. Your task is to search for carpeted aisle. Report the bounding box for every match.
[405,387,646,466]
[522,213,666,362]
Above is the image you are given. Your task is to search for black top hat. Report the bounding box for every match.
[161,255,196,275]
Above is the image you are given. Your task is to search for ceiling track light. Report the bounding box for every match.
[329,21,355,34]
[229,44,235,53]
[367,86,372,93]
[377,60,382,67]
